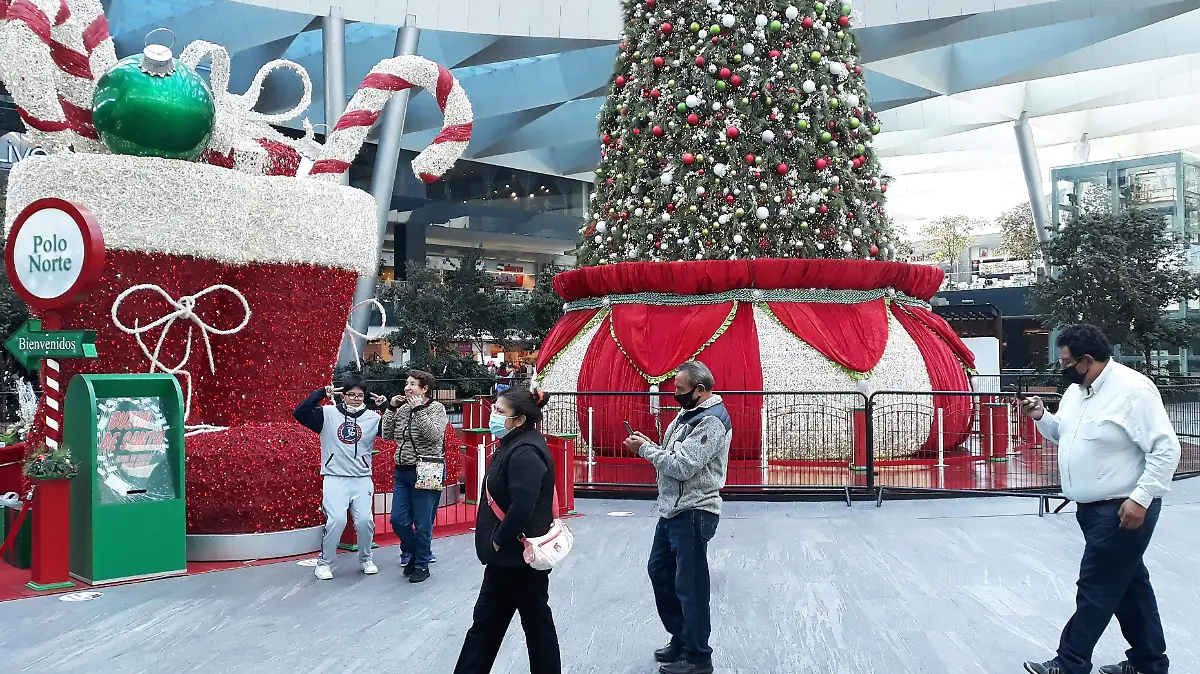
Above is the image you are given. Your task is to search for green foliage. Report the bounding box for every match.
[581,0,896,264]
[520,265,568,346]
[1031,209,1200,372]
[995,201,1041,261]
[0,176,30,346]
[24,443,79,480]
[919,215,978,263]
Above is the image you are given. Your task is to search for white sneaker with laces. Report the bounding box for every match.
[314,564,333,580]
[361,561,378,575]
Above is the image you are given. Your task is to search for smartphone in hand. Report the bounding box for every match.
[623,421,635,436]
[1006,384,1026,401]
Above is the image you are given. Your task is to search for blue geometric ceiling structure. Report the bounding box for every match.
[100,0,1200,187]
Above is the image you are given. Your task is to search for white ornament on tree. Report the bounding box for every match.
[756,206,770,219]
[722,14,737,27]
[785,6,799,20]
[802,80,817,94]
[761,130,775,143]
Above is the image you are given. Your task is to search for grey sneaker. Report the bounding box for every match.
[1098,663,1143,674]
[1022,661,1064,674]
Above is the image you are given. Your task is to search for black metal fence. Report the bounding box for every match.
[540,385,1200,499]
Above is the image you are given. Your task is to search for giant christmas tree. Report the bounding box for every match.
[579,0,895,265]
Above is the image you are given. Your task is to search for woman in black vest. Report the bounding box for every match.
[454,389,560,674]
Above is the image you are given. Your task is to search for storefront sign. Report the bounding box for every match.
[978,259,1033,276]
[0,132,46,167]
[4,198,105,310]
[3,318,97,370]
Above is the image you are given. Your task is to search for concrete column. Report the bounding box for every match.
[1073,134,1090,164]
[1014,112,1052,245]
[338,16,421,367]
[322,10,347,186]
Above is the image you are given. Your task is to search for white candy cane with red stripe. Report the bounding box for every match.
[309,55,472,183]
[42,356,63,449]
[0,0,114,151]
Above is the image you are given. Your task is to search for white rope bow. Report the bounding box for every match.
[110,284,252,435]
[341,298,387,376]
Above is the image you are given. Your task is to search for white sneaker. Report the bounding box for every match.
[314,564,333,580]
[361,561,378,575]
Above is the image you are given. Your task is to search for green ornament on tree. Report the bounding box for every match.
[92,37,215,161]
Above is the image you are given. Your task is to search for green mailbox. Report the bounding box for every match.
[63,374,186,584]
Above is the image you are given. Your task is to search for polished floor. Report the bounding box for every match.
[2,481,1199,673]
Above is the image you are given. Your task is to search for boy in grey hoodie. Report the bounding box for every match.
[294,375,385,580]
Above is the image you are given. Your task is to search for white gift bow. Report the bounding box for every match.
[179,41,316,161]
[341,298,387,376]
[110,284,252,433]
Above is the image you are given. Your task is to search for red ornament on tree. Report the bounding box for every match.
[650,89,661,99]
[726,195,736,204]
[815,158,828,170]
[682,153,696,165]
[615,75,627,87]
[719,67,731,79]
[654,56,665,68]
[819,205,829,214]
[758,239,770,250]
[870,245,880,256]
[602,134,611,145]
[632,127,641,135]
[881,185,888,192]
[687,113,700,125]
[802,17,814,29]
[730,74,743,87]
[695,56,706,67]
[745,154,756,164]
[652,125,664,136]
[769,50,780,59]
[727,126,740,139]
[777,163,789,174]
[661,22,673,33]
[645,0,654,6]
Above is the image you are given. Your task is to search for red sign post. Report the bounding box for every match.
[4,198,105,591]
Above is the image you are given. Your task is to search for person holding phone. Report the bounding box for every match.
[293,374,387,580]
[622,361,731,674]
[1020,325,1180,674]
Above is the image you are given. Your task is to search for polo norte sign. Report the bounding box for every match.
[4,319,97,370]
[5,198,105,309]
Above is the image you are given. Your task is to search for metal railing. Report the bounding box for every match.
[539,386,1199,499]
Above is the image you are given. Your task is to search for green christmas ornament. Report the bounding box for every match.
[821,131,833,143]
[797,120,808,130]
[690,22,701,32]
[770,20,782,31]
[810,51,822,63]
[872,124,881,134]
[677,102,689,112]
[850,118,860,128]
[790,63,799,72]
[829,99,840,109]
[710,25,721,34]
[841,3,852,15]
[734,54,743,63]
[92,37,215,161]
[717,81,728,90]
[815,2,825,13]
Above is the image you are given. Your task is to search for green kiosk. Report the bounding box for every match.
[63,374,187,584]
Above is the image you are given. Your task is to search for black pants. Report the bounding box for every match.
[647,510,719,665]
[454,564,561,674]
[1057,499,1168,674]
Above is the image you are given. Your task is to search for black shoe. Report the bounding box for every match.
[660,660,713,674]
[654,642,683,663]
[408,567,430,583]
[1098,663,1144,674]
[403,562,415,577]
[1022,661,1064,674]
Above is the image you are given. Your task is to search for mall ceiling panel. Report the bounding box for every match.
[109,1,313,58]
[454,37,615,69]
[471,98,605,159]
[862,71,944,111]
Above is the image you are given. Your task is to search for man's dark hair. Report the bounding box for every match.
[407,369,436,392]
[339,374,367,393]
[1056,324,1112,362]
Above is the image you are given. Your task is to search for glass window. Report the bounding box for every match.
[1117,163,1177,234]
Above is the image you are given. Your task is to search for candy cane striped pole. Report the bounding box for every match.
[37,311,65,450]
[309,55,472,184]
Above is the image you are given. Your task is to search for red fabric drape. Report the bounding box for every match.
[554,260,945,302]
[891,304,974,452]
[611,302,735,380]
[535,308,600,371]
[896,304,977,370]
[765,298,889,373]
[575,304,764,461]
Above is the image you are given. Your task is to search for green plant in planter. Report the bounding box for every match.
[23,443,78,480]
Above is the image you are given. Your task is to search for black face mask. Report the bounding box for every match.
[674,387,700,410]
[1061,362,1087,386]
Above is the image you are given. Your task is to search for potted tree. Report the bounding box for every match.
[22,443,78,590]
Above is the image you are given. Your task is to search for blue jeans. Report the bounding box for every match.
[390,467,441,568]
[1057,499,1167,674]
[647,509,719,665]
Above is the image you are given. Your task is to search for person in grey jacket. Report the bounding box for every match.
[382,369,448,583]
[293,375,386,580]
[623,361,731,674]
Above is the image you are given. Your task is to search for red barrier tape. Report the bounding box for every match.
[0,500,32,558]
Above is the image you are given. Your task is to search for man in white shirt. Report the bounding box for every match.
[1021,325,1180,674]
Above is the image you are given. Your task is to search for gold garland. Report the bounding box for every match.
[533,308,610,387]
[757,301,887,381]
[609,301,740,385]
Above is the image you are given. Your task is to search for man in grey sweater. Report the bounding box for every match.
[293,375,385,580]
[624,361,732,674]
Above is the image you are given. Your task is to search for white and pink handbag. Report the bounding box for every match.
[486,481,573,571]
